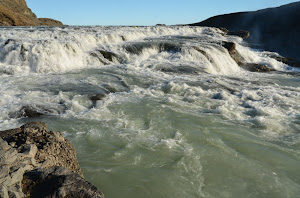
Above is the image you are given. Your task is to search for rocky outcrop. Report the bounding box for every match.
[222,41,244,65]
[0,122,103,198]
[190,2,300,62]
[267,54,300,68]
[222,41,275,72]
[0,0,63,26]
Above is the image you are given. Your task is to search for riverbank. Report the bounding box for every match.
[0,122,103,198]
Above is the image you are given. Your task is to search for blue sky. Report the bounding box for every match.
[27,0,299,26]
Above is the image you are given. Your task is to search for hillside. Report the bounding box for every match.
[190,2,300,61]
[0,0,63,26]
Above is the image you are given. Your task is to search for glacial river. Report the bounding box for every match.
[0,26,299,198]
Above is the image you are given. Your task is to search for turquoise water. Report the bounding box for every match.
[0,26,299,197]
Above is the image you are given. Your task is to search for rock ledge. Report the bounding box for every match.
[0,122,104,198]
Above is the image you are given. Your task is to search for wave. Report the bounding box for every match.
[0,26,295,75]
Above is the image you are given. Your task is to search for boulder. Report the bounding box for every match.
[222,41,236,52]
[222,41,244,65]
[22,166,104,198]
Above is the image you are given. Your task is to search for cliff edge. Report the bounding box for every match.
[0,0,64,26]
[190,2,300,61]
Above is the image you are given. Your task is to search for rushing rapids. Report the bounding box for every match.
[0,26,299,198]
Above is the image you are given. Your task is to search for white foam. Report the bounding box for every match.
[0,26,280,76]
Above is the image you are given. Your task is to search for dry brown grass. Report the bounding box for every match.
[0,5,18,26]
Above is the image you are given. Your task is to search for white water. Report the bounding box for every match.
[0,26,299,198]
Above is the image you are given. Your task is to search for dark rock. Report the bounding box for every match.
[159,42,181,53]
[20,44,29,61]
[0,128,22,140]
[125,42,181,55]
[222,41,244,65]
[11,106,62,119]
[22,166,104,198]
[219,27,229,33]
[4,39,15,45]
[241,63,275,72]
[18,106,44,118]
[222,41,236,52]
[221,41,276,72]
[120,35,126,41]
[158,65,200,75]
[189,2,300,62]
[213,93,223,100]
[228,30,250,39]
[90,94,106,103]
[268,54,300,68]
[90,50,122,64]
[102,84,118,94]
[192,46,214,64]
[97,50,119,62]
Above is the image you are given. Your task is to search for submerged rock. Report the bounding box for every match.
[157,65,200,75]
[125,42,181,55]
[90,50,122,64]
[0,122,104,198]
[268,54,300,68]
[97,50,120,62]
[4,39,16,45]
[19,106,44,118]
[90,93,106,102]
[8,106,44,119]
[241,63,275,72]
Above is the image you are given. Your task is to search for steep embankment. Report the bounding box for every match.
[0,0,63,26]
[190,2,300,61]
